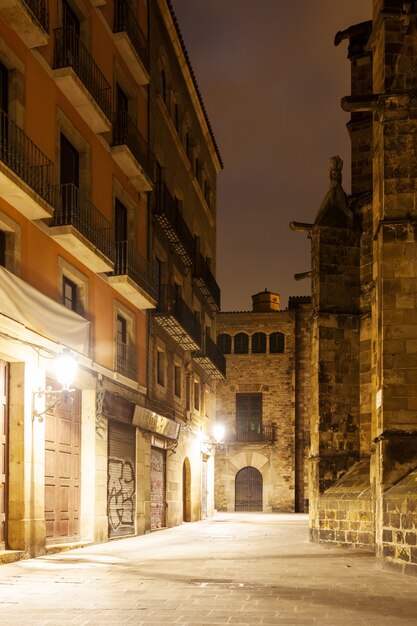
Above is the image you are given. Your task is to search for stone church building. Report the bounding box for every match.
[291,0,417,576]
[215,291,311,513]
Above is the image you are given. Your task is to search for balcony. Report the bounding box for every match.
[0,110,54,219]
[193,253,221,311]
[111,111,152,191]
[0,0,48,47]
[115,340,137,381]
[49,184,115,272]
[193,335,226,380]
[152,284,201,351]
[226,424,276,444]
[153,183,194,268]
[53,27,112,133]
[112,0,149,85]
[108,240,157,309]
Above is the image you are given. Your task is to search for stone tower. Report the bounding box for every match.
[295,0,417,575]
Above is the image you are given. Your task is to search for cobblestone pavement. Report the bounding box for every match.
[0,513,416,625]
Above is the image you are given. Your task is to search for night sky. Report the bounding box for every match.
[171,1,371,311]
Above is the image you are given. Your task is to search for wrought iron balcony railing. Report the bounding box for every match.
[153,284,202,350]
[227,424,276,443]
[204,335,226,376]
[24,0,49,32]
[113,239,157,301]
[113,0,149,72]
[53,183,115,262]
[193,252,221,311]
[192,335,226,379]
[116,340,137,381]
[53,27,112,121]
[112,110,151,178]
[0,109,54,205]
[153,183,195,267]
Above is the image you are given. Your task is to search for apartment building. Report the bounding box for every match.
[145,0,224,529]
[0,0,222,559]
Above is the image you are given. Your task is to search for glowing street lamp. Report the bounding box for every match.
[32,348,78,421]
[213,423,225,444]
[54,348,78,392]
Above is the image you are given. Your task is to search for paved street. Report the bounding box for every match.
[0,513,416,625]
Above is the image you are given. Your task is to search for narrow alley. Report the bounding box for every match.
[0,513,416,625]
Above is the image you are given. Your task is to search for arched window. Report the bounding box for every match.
[252,332,266,354]
[234,332,249,354]
[217,333,231,354]
[270,332,285,353]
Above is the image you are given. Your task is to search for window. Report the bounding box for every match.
[116,314,128,375]
[0,231,5,267]
[157,350,165,386]
[203,180,211,206]
[236,393,262,440]
[155,257,163,304]
[115,304,137,380]
[174,103,180,132]
[252,332,266,354]
[160,68,167,103]
[0,61,8,117]
[217,333,231,354]
[60,133,80,211]
[194,381,200,411]
[174,364,181,398]
[115,198,128,274]
[234,332,249,354]
[270,332,285,354]
[62,276,77,311]
[63,0,80,35]
[58,258,88,317]
[185,131,191,160]
[185,372,191,411]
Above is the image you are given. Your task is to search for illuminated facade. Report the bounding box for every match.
[215,291,311,513]
[0,0,221,559]
[146,0,224,529]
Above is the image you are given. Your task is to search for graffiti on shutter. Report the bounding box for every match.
[151,447,166,530]
[108,421,136,538]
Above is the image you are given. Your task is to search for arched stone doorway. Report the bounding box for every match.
[182,457,191,522]
[235,466,263,511]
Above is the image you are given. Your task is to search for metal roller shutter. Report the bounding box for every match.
[151,446,166,530]
[108,421,136,538]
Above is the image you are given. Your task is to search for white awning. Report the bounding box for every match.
[0,266,90,354]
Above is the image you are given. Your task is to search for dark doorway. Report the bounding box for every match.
[60,134,79,218]
[235,466,263,512]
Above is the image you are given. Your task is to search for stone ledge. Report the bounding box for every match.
[0,550,25,565]
[45,540,94,556]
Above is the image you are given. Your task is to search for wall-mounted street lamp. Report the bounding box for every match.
[213,423,225,444]
[32,349,78,422]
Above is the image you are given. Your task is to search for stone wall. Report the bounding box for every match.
[215,302,311,513]
[381,467,417,576]
[311,459,374,547]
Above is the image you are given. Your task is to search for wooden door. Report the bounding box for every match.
[44,382,81,543]
[235,467,263,512]
[0,360,8,549]
[151,447,166,530]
